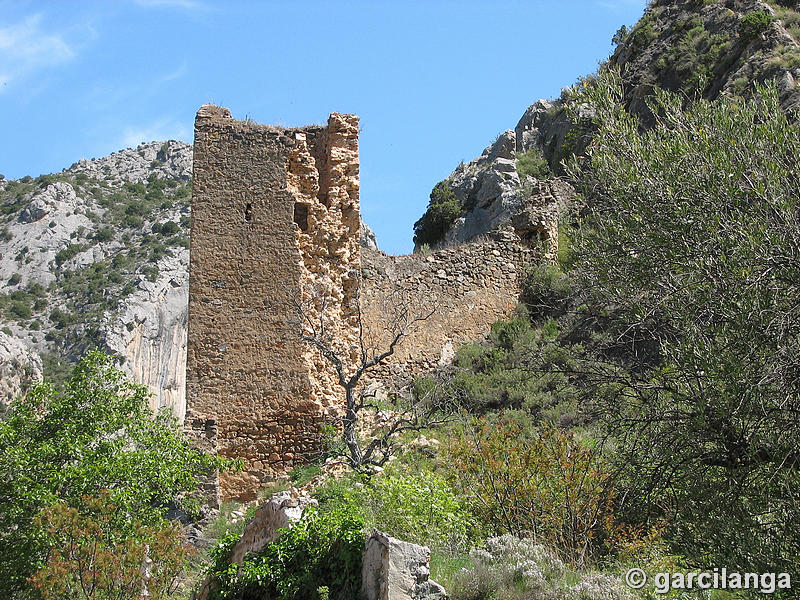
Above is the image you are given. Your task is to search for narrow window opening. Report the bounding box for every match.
[294,203,309,231]
[244,203,253,222]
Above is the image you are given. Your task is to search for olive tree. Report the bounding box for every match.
[567,69,800,572]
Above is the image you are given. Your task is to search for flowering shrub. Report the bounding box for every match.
[450,535,632,600]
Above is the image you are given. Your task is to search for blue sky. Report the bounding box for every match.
[0,0,647,254]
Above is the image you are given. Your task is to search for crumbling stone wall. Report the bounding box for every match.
[360,230,538,389]
[186,106,547,504]
[186,106,360,502]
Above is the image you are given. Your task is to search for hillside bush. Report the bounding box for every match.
[448,535,635,600]
[29,492,192,600]
[740,10,773,40]
[206,505,363,600]
[413,181,462,247]
[568,69,800,573]
[54,243,87,267]
[366,471,477,554]
[430,315,584,424]
[444,418,614,566]
[522,264,572,315]
[516,148,551,179]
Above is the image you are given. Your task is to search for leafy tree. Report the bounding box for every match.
[568,69,800,573]
[0,351,223,598]
[29,492,192,600]
[611,24,629,46]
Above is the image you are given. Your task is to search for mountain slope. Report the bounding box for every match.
[0,141,192,417]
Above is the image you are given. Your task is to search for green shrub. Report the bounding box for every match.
[124,182,146,197]
[740,11,773,40]
[444,419,614,565]
[207,505,364,600]
[288,462,323,487]
[40,353,72,387]
[366,471,477,554]
[159,220,179,235]
[94,227,114,242]
[630,15,657,49]
[522,264,572,315]
[7,273,21,286]
[516,148,551,179]
[122,214,143,229]
[9,301,31,319]
[54,243,87,267]
[174,186,191,201]
[431,313,584,421]
[413,181,462,248]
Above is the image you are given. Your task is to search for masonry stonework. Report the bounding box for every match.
[360,230,538,389]
[187,107,548,503]
[186,106,360,503]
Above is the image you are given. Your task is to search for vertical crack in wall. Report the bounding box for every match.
[287,114,362,420]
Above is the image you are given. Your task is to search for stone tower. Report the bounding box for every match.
[185,106,361,502]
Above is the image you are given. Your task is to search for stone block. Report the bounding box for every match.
[362,529,448,600]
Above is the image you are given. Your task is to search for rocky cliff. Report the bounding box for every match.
[418,0,800,250]
[0,141,193,416]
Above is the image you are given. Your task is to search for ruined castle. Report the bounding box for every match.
[186,106,547,503]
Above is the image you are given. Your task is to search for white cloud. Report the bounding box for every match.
[0,14,75,90]
[160,61,187,83]
[134,0,206,9]
[118,118,190,148]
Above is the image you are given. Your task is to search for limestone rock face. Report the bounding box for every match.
[362,530,448,600]
[0,331,42,412]
[361,218,379,250]
[430,129,571,253]
[104,252,189,419]
[422,0,800,253]
[0,140,192,418]
[18,181,79,224]
[67,140,192,185]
